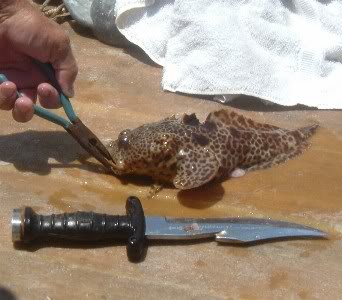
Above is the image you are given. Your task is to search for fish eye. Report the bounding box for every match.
[118,129,131,149]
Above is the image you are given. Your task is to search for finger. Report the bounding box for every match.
[37,83,61,109]
[12,96,34,122]
[0,81,17,110]
[50,34,78,98]
[55,61,77,98]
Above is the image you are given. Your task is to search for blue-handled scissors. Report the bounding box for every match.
[0,60,115,171]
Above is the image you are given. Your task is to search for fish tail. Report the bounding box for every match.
[296,124,319,140]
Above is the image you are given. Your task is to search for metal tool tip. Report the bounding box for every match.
[12,208,23,242]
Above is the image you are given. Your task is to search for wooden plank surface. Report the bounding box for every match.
[0,24,341,299]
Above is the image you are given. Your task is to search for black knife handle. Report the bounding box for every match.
[12,196,146,261]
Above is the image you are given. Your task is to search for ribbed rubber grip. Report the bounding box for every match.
[13,196,146,261]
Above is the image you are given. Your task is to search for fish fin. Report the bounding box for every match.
[294,124,319,140]
[246,142,310,172]
[205,109,282,132]
[173,148,220,189]
[244,124,318,172]
[230,168,246,178]
[181,113,200,126]
[148,182,164,199]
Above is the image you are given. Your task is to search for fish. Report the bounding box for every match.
[107,110,318,189]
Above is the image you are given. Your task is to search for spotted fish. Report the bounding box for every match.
[107,110,318,189]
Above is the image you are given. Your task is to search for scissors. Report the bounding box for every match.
[0,60,115,171]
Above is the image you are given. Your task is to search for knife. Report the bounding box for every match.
[12,196,326,261]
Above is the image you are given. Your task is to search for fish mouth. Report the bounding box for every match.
[108,159,127,175]
[108,165,125,176]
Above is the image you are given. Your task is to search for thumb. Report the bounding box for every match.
[49,34,78,98]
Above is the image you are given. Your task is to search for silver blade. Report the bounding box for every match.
[145,217,327,243]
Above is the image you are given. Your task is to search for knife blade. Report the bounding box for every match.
[12,196,327,261]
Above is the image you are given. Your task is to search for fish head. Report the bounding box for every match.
[107,123,179,177]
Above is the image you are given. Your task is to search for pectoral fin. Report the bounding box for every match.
[173,148,220,189]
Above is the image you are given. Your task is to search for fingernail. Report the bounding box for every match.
[17,98,31,113]
[13,97,34,123]
[64,86,74,98]
[38,85,51,98]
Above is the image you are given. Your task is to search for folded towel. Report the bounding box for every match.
[65,0,342,109]
[114,0,342,109]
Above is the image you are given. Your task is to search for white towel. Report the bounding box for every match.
[114,0,342,109]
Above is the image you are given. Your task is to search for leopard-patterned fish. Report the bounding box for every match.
[107,110,318,189]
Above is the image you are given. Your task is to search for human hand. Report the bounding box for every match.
[0,0,78,122]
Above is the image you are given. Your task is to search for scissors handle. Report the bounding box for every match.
[32,60,78,123]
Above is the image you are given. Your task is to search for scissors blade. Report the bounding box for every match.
[145,217,326,243]
[66,118,115,171]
